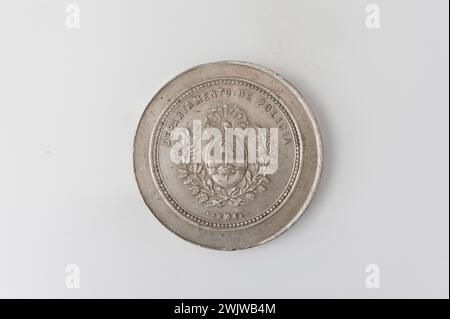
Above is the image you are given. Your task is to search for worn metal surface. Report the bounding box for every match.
[134,61,322,250]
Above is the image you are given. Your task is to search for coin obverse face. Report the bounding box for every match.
[134,61,322,250]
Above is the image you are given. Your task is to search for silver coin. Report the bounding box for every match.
[134,61,322,250]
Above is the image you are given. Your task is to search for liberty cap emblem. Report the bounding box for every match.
[204,104,248,188]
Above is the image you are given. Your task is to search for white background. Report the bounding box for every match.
[0,0,448,298]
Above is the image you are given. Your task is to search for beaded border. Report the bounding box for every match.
[151,79,302,229]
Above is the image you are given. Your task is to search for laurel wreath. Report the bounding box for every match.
[177,163,269,208]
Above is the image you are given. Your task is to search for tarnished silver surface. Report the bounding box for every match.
[134,61,322,250]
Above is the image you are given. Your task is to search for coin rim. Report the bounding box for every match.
[133,61,323,250]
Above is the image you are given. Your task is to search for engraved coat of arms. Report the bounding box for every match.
[177,104,272,208]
